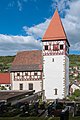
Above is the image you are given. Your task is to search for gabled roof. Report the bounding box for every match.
[0,73,10,84]
[42,9,70,46]
[71,81,80,88]
[10,50,42,71]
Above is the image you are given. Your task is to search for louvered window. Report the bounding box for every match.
[45,45,48,50]
[60,45,63,50]
[53,44,59,51]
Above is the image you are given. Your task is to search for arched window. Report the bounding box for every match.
[54,88,58,95]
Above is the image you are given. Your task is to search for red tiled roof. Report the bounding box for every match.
[42,9,70,46]
[10,50,42,71]
[0,73,10,84]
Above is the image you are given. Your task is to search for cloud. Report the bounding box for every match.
[23,0,37,2]
[23,19,50,39]
[51,0,80,52]
[51,0,70,16]
[0,34,42,56]
[8,1,15,7]
[5,0,80,55]
[61,0,80,51]
[17,0,22,11]
[7,0,26,12]
[7,0,37,11]
[23,0,80,53]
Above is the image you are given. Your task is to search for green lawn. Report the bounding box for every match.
[0,117,59,120]
[0,116,80,120]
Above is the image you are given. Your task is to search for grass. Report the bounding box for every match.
[0,117,59,120]
[0,116,80,120]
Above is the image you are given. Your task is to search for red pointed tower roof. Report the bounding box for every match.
[42,9,70,46]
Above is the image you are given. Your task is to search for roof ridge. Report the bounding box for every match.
[17,50,41,54]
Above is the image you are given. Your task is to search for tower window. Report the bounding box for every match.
[19,83,23,90]
[52,58,54,62]
[60,45,63,50]
[29,83,33,90]
[45,45,48,50]
[54,88,58,95]
[53,44,59,51]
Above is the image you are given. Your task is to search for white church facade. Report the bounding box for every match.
[10,10,70,100]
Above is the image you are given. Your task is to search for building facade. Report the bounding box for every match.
[10,50,43,92]
[10,10,70,100]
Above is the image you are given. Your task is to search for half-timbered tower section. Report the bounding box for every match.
[10,50,43,92]
[42,10,70,100]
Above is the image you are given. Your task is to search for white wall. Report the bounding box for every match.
[11,73,42,92]
[12,81,42,92]
[65,56,69,96]
[43,55,65,99]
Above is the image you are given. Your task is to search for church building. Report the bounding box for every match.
[10,50,43,92]
[10,10,70,100]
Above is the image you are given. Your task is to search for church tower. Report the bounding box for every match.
[42,10,70,100]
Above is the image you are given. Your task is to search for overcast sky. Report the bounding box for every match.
[0,0,80,56]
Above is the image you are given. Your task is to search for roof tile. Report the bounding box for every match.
[10,50,42,71]
[0,73,10,84]
[42,9,69,46]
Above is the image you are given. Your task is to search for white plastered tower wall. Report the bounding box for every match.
[65,55,69,96]
[43,55,65,99]
[42,41,69,99]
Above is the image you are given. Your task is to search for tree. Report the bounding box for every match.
[73,89,80,97]
[69,89,80,100]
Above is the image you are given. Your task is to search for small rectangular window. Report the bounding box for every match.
[17,73,20,76]
[53,44,59,51]
[45,45,48,50]
[19,83,23,90]
[29,83,33,90]
[34,72,37,76]
[52,58,54,62]
[25,72,28,76]
[54,88,58,95]
[60,45,63,50]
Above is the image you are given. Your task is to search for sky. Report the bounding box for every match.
[0,0,80,56]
